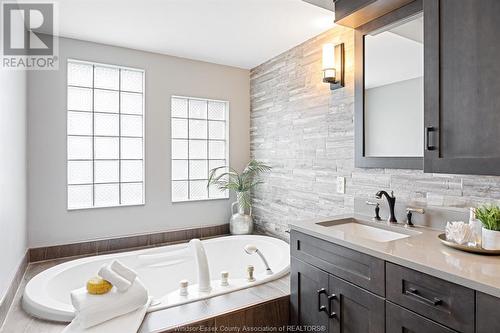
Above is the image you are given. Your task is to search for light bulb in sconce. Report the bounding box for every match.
[322,42,345,90]
[322,43,336,82]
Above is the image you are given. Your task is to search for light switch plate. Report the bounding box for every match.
[336,176,345,194]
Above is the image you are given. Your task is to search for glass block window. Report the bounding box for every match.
[171,96,229,202]
[67,60,145,209]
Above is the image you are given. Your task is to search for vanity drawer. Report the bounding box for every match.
[386,301,457,333]
[290,230,385,296]
[386,263,474,333]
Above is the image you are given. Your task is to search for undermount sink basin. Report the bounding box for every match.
[316,218,417,242]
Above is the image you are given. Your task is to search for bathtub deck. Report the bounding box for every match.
[0,258,290,333]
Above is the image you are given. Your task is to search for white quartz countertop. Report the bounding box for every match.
[289,214,500,298]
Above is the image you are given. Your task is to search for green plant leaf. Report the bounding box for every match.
[206,159,271,202]
[476,204,500,231]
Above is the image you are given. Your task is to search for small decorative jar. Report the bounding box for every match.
[481,228,500,250]
[229,192,253,235]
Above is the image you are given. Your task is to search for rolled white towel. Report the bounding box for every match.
[71,278,148,329]
[97,265,131,292]
[110,260,137,283]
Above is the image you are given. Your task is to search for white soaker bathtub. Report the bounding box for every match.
[22,235,290,322]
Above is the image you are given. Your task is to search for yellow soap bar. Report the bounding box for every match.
[86,277,113,295]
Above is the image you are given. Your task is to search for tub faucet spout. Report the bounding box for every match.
[189,239,211,292]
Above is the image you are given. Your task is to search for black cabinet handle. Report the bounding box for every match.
[317,288,327,313]
[405,287,442,306]
[426,126,437,151]
[328,294,337,319]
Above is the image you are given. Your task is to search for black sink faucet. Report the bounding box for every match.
[375,190,397,223]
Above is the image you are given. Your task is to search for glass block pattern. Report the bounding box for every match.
[68,161,93,184]
[189,119,208,139]
[94,183,119,207]
[208,101,226,120]
[67,60,145,209]
[68,62,92,87]
[68,112,92,135]
[94,113,119,136]
[189,99,207,119]
[95,160,119,183]
[94,66,119,90]
[171,96,229,202]
[121,92,143,115]
[68,185,93,209]
[121,115,143,137]
[121,183,143,205]
[68,87,92,111]
[121,160,143,182]
[94,89,119,113]
[189,160,208,179]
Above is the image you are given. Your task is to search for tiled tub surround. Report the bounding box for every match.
[250,25,500,239]
[1,258,289,333]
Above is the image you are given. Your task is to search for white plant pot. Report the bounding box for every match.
[481,227,500,250]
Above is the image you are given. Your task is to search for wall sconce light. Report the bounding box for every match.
[322,43,345,90]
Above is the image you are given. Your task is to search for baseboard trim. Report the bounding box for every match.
[0,251,28,330]
[29,223,230,262]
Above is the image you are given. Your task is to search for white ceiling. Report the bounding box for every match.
[52,0,335,69]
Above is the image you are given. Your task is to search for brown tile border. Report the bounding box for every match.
[29,224,230,262]
[161,296,290,333]
[0,251,28,330]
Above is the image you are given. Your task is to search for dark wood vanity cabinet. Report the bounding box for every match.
[291,231,385,332]
[386,263,474,333]
[329,275,385,332]
[290,258,330,331]
[291,257,385,333]
[476,292,500,333]
[386,302,457,333]
[290,230,385,296]
[290,230,500,333]
[346,0,500,175]
[423,0,500,176]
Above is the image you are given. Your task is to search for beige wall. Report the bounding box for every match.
[28,37,250,247]
[0,70,27,300]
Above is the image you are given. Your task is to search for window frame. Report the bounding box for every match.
[66,58,146,210]
[170,95,230,203]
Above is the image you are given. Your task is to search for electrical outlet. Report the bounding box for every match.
[336,176,345,194]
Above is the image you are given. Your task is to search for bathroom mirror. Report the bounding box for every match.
[355,1,423,169]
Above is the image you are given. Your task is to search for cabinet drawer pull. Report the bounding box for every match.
[317,288,328,313]
[405,287,442,306]
[328,294,337,319]
[426,126,437,151]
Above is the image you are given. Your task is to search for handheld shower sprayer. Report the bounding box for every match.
[244,244,273,275]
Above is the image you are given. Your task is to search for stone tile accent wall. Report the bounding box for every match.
[250,26,500,238]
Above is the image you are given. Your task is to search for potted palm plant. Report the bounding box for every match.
[208,160,271,235]
[476,204,500,250]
